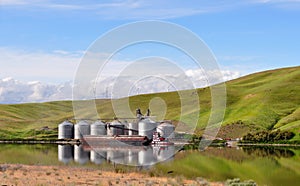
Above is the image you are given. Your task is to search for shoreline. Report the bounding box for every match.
[1,139,299,147]
[238,143,300,147]
[0,139,80,145]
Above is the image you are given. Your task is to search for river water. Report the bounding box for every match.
[0,144,299,185]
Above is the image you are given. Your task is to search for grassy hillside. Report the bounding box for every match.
[0,66,299,139]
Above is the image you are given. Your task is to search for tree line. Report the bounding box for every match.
[242,130,295,143]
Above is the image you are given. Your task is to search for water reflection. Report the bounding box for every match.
[90,150,106,165]
[154,145,175,163]
[1,144,298,186]
[58,144,298,166]
[58,145,73,164]
[242,146,295,158]
[74,145,90,165]
[58,144,176,166]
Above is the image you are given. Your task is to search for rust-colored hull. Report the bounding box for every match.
[81,135,150,147]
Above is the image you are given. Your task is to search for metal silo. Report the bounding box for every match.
[156,122,175,139]
[128,122,138,135]
[107,120,124,136]
[123,121,129,135]
[90,120,106,135]
[138,118,157,140]
[58,145,73,164]
[58,120,74,139]
[74,120,90,139]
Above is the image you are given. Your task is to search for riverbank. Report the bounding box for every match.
[0,164,223,186]
[1,139,299,148]
[238,143,300,147]
[0,139,80,145]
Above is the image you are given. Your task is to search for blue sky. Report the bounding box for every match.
[0,0,300,84]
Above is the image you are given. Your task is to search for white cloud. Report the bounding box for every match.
[0,47,241,103]
[0,77,72,103]
[0,68,240,103]
[0,47,81,83]
[185,68,240,87]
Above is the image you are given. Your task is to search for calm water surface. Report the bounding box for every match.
[0,144,299,186]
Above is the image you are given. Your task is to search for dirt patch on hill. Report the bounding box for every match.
[217,123,258,139]
[244,94,257,99]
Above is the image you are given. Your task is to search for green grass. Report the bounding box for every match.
[0,66,299,139]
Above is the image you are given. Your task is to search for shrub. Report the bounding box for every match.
[225,178,257,186]
[242,130,295,143]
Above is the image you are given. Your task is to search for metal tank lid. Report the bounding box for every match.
[111,120,122,125]
[140,117,156,123]
[158,122,174,127]
[76,120,89,125]
[60,120,73,125]
[92,120,105,125]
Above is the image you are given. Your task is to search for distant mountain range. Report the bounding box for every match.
[0,66,299,140]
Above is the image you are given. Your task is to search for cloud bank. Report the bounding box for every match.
[0,77,72,103]
[0,68,240,104]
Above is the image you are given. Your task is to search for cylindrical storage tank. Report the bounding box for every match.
[123,121,129,135]
[156,122,175,139]
[107,120,124,136]
[74,120,90,139]
[138,118,157,140]
[90,120,106,135]
[58,120,74,139]
[128,122,138,135]
[58,145,73,164]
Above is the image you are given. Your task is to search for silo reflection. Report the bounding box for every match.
[153,145,175,163]
[74,145,90,165]
[58,145,73,164]
[90,150,107,165]
[138,146,156,166]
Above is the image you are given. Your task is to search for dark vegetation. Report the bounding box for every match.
[225,178,257,186]
[242,130,295,143]
[242,146,295,158]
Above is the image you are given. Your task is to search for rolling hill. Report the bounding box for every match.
[0,66,299,140]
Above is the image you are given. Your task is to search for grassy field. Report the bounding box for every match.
[0,66,299,139]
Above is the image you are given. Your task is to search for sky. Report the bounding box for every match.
[0,0,299,103]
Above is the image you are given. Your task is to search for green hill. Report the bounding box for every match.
[0,66,299,140]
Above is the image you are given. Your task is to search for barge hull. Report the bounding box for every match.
[82,135,149,147]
